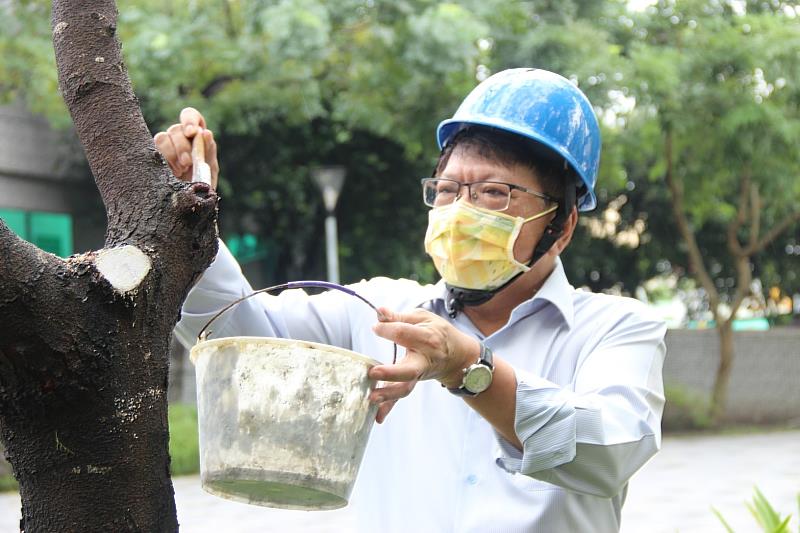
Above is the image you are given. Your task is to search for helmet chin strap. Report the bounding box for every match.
[444,183,575,318]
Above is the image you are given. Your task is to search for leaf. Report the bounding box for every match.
[712,506,737,533]
[746,487,791,532]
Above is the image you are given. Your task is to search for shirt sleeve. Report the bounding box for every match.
[495,311,667,499]
[173,240,355,351]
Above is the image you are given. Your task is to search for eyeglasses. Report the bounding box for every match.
[421,177,558,212]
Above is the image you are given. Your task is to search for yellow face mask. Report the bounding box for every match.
[424,201,558,291]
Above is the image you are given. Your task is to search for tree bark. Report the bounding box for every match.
[710,321,735,424]
[0,1,218,531]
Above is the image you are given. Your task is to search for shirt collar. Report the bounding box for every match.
[515,257,575,329]
[418,257,575,329]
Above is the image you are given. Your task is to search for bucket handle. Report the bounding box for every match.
[196,280,397,364]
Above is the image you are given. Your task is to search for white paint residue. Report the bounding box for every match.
[87,465,112,474]
[192,337,380,503]
[95,245,151,294]
[95,57,105,63]
[54,22,68,35]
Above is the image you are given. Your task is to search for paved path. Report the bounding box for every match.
[1,430,798,532]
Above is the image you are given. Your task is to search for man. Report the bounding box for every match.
[162,68,666,532]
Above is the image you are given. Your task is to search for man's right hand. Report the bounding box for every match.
[154,107,219,189]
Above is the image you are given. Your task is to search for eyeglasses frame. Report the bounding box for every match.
[421,177,559,212]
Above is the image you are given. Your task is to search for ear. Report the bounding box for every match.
[548,206,578,256]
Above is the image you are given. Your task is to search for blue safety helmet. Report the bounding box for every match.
[437,68,601,211]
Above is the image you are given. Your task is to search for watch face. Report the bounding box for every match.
[464,365,493,393]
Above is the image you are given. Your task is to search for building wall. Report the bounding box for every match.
[0,104,85,182]
[0,104,105,253]
[663,328,800,424]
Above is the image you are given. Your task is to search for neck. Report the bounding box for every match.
[463,257,557,336]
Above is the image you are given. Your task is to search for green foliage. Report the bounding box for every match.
[626,2,800,225]
[663,384,711,431]
[0,1,69,126]
[2,0,798,292]
[168,403,200,477]
[0,473,17,493]
[713,487,799,533]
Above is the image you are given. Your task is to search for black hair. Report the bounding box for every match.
[433,125,580,201]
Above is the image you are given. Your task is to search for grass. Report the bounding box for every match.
[0,475,17,493]
[662,383,711,431]
[167,403,201,477]
[0,403,200,493]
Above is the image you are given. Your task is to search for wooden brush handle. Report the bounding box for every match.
[191,129,211,185]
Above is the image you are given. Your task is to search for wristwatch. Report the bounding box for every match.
[447,342,494,397]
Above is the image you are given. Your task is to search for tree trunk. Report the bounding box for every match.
[0,1,218,531]
[710,321,735,426]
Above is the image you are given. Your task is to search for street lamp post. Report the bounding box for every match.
[312,166,346,284]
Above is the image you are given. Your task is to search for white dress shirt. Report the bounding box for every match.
[174,241,666,533]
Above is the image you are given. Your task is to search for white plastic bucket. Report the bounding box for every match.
[190,336,379,510]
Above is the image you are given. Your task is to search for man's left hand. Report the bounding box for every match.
[367,307,480,423]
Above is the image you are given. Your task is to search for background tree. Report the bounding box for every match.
[0,0,217,529]
[619,0,800,423]
[3,0,799,428]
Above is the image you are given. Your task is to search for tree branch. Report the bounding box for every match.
[726,167,750,257]
[663,126,721,318]
[747,183,760,251]
[51,1,174,227]
[748,210,800,255]
[0,220,51,326]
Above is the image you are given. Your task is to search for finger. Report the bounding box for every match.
[167,124,193,170]
[375,400,398,424]
[179,107,207,137]
[154,131,185,176]
[375,306,433,325]
[372,320,438,349]
[369,358,426,383]
[370,380,416,403]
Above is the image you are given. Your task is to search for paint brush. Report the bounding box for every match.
[191,128,212,185]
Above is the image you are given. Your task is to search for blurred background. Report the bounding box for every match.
[1,0,798,530]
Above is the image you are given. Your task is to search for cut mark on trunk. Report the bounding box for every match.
[95,245,151,294]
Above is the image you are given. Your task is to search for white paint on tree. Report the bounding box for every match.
[53,22,68,35]
[95,245,151,294]
[86,465,112,474]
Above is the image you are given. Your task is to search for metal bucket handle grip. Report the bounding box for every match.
[196,280,397,364]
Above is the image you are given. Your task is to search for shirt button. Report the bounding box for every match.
[466,474,478,485]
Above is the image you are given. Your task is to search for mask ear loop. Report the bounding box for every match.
[528,173,576,267]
